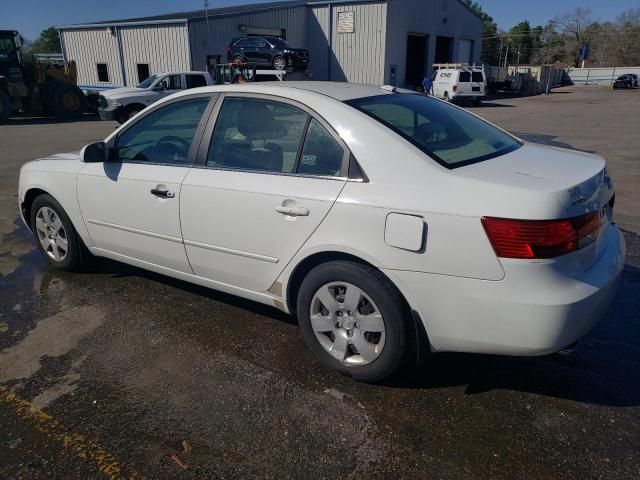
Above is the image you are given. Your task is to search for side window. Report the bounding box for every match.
[255,38,267,48]
[115,97,210,165]
[235,38,251,47]
[186,74,207,89]
[97,63,109,82]
[165,74,182,90]
[298,119,344,177]
[207,97,308,173]
[459,71,471,82]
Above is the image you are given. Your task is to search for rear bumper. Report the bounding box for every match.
[98,105,123,121]
[386,225,625,356]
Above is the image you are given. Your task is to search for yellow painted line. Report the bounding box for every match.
[0,386,142,480]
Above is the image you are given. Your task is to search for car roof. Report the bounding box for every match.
[253,81,398,101]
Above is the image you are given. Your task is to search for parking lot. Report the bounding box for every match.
[0,85,639,479]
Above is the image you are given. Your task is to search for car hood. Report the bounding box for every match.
[101,87,153,99]
[21,151,84,173]
[457,142,609,216]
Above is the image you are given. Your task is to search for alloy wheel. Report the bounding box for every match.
[309,281,386,366]
[35,206,69,262]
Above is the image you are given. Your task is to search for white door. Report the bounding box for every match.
[77,96,212,272]
[180,95,348,292]
[457,70,472,95]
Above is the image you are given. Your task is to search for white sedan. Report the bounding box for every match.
[18,82,625,381]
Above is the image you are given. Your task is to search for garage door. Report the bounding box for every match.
[457,39,473,64]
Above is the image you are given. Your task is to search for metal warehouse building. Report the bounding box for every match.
[58,0,482,90]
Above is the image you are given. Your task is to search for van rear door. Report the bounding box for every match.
[457,70,472,95]
[471,70,485,95]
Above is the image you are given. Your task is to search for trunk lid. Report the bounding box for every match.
[458,142,615,269]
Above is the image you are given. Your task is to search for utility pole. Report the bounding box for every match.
[503,36,510,68]
[497,35,504,68]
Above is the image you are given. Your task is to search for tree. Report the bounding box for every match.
[461,0,500,65]
[30,27,61,54]
[550,8,595,67]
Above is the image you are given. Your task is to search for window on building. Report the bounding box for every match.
[97,63,109,83]
[186,74,208,89]
[137,63,150,84]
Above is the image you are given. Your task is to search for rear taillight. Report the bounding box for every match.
[481,212,600,259]
[453,85,458,92]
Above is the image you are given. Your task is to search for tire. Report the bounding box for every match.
[30,194,91,272]
[444,92,451,102]
[296,261,410,382]
[0,90,11,122]
[272,55,286,71]
[231,55,244,67]
[49,83,87,120]
[118,104,144,124]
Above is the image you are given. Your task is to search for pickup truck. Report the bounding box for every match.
[98,71,213,124]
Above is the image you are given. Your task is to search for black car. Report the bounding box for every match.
[613,74,639,89]
[227,36,310,71]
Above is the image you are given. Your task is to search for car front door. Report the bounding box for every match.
[180,94,349,292]
[77,95,215,272]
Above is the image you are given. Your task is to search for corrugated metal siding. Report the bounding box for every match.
[331,2,386,83]
[61,28,123,87]
[306,6,330,80]
[119,24,191,85]
[188,7,307,71]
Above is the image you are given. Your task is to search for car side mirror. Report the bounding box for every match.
[81,141,107,163]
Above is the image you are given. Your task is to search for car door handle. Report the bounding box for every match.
[275,205,309,216]
[150,186,175,199]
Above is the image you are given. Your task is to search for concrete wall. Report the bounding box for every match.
[60,28,123,88]
[188,7,307,71]
[384,0,482,87]
[61,23,190,88]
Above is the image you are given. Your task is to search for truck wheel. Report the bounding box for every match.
[0,90,11,122]
[50,84,87,120]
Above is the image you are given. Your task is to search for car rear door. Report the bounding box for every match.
[179,93,349,292]
[471,70,485,94]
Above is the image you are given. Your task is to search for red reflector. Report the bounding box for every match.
[482,212,601,259]
[453,85,457,92]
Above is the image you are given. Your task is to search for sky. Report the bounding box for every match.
[3,0,640,41]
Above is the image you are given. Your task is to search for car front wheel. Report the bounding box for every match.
[272,55,286,71]
[30,194,91,271]
[297,261,409,382]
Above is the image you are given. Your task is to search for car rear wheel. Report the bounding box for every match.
[30,194,91,271]
[232,55,244,67]
[272,55,286,71]
[444,92,451,102]
[297,260,409,382]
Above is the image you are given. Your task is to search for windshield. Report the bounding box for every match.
[266,37,289,48]
[345,94,521,168]
[0,36,17,62]
[137,74,159,88]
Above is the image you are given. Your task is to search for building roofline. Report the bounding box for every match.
[57,0,480,31]
[56,0,386,30]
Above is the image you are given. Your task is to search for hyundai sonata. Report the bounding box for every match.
[18,82,625,381]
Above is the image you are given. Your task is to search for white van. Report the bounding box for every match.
[431,67,486,103]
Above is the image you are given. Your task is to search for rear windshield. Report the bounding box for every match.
[345,93,521,168]
[472,71,484,82]
[459,71,471,82]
